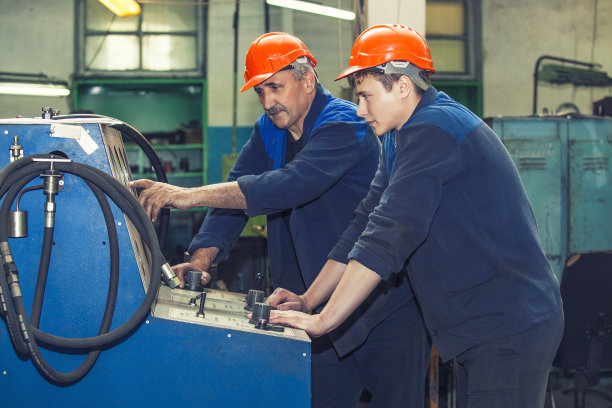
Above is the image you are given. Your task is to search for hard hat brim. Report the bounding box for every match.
[240,72,275,92]
[335,65,368,81]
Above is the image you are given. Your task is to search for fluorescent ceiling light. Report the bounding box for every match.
[0,83,70,97]
[98,0,141,17]
[0,73,70,97]
[266,0,355,21]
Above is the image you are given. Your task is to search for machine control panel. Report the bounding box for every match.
[152,285,309,341]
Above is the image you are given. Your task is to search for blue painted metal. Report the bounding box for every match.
[0,118,310,407]
[490,116,612,278]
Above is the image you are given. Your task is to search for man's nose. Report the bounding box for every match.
[357,100,367,118]
[260,91,275,111]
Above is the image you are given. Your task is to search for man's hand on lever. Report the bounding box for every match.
[170,247,218,288]
[129,179,194,222]
[269,310,327,338]
[269,260,382,339]
[171,262,211,289]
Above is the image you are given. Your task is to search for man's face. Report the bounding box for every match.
[253,70,311,138]
[354,75,406,136]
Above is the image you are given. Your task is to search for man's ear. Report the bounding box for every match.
[303,70,317,93]
[397,75,413,98]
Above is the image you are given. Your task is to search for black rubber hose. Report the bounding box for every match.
[30,227,53,328]
[0,158,50,357]
[0,156,163,383]
[1,158,162,350]
[0,162,147,381]
[1,172,122,384]
[0,259,29,357]
[29,179,120,335]
[37,164,159,348]
[3,176,120,384]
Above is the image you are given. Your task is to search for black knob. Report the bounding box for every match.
[185,270,203,291]
[196,292,206,318]
[245,289,264,311]
[250,302,271,327]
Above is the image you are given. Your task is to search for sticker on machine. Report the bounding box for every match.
[50,123,99,155]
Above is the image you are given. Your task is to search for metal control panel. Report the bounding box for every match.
[153,285,309,340]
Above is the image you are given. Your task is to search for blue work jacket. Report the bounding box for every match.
[335,87,562,361]
[189,85,414,355]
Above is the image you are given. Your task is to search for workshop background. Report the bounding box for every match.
[1,1,612,407]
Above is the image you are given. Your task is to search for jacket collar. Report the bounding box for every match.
[401,86,438,130]
[301,84,329,141]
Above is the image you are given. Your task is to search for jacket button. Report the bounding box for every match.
[433,329,439,336]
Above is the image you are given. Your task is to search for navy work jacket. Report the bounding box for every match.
[335,87,562,361]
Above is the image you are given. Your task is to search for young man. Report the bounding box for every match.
[131,32,430,408]
[270,24,564,408]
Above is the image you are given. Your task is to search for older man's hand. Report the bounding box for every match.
[172,262,212,288]
[130,179,194,222]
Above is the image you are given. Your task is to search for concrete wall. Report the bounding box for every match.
[482,0,612,117]
[0,0,74,118]
[0,0,611,122]
[366,0,426,34]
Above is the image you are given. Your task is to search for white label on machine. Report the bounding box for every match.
[50,123,99,155]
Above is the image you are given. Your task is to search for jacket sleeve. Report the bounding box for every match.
[237,121,363,216]
[348,124,464,279]
[188,125,270,263]
[328,146,388,263]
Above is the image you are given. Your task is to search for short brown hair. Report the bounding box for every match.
[347,70,430,96]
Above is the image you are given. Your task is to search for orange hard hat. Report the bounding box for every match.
[241,32,317,92]
[336,24,434,80]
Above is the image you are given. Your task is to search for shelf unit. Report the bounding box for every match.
[72,77,208,184]
[125,143,206,188]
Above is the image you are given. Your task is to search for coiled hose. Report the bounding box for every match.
[0,154,164,385]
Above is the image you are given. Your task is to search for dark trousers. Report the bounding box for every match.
[311,302,431,408]
[455,311,564,408]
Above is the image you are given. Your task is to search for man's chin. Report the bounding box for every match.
[371,126,387,137]
[270,117,288,130]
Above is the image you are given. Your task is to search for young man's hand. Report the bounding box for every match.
[266,288,309,312]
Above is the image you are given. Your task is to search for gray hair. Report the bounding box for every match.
[289,56,318,83]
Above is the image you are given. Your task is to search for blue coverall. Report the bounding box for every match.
[335,87,563,408]
[190,85,431,408]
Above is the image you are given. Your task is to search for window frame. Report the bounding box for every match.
[75,0,206,78]
[426,0,481,82]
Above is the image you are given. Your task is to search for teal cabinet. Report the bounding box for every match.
[489,116,612,279]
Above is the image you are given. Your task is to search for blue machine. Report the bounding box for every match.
[489,115,612,278]
[0,114,311,407]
